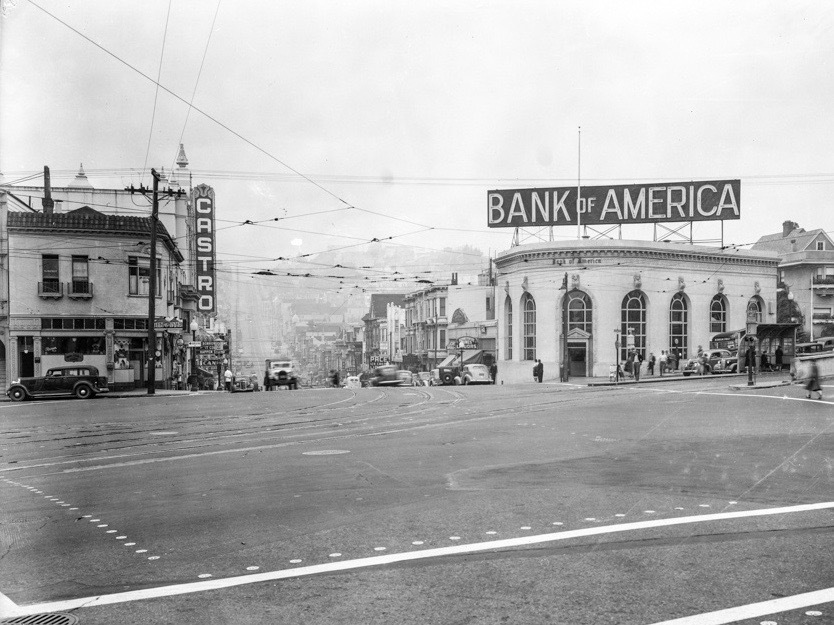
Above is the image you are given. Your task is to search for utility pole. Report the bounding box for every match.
[146,169,160,395]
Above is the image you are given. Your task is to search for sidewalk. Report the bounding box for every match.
[584,370,793,390]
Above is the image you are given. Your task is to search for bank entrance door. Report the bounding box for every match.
[568,342,587,377]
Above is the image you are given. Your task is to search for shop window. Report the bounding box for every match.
[42,336,105,355]
[567,290,593,334]
[504,295,513,360]
[41,318,105,330]
[620,290,646,361]
[710,294,728,334]
[522,292,536,361]
[669,293,689,359]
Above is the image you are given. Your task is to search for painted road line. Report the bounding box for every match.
[648,587,834,625]
[2,501,833,618]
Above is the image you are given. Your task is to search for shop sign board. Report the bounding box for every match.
[487,179,740,227]
[193,184,217,313]
[448,336,479,350]
[154,317,183,333]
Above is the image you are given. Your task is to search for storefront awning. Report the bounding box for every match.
[437,355,458,368]
[461,349,483,364]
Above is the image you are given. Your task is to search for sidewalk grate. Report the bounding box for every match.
[0,614,78,625]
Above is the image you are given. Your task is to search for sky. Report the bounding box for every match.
[2,0,833,280]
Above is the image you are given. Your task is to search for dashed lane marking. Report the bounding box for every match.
[1,501,832,618]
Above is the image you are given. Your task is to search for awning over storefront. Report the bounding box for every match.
[437,355,458,368]
[461,349,483,364]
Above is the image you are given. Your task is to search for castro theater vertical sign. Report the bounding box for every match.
[193,184,216,313]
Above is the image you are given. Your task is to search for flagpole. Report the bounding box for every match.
[577,126,582,240]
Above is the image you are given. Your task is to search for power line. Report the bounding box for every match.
[142,0,173,178]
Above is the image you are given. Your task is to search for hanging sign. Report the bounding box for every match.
[193,184,216,313]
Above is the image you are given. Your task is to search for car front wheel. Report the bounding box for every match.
[9,387,26,402]
[75,385,94,399]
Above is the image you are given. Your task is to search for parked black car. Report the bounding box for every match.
[7,365,110,401]
[436,365,461,386]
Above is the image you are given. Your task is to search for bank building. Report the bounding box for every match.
[488,180,782,383]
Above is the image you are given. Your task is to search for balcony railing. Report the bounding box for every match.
[812,276,834,285]
[812,312,834,323]
[67,280,93,299]
[38,280,63,299]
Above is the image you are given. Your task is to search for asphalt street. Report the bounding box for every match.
[0,377,832,625]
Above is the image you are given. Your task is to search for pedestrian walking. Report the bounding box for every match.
[535,359,544,382]
[489,362,498,384]
[648,352,656,376]
[224,368,233,392]
[659,350,666,376]
[775,345,784,371]
[634,352,642,382]
[805,359,823,400]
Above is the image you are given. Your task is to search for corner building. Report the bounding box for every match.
[494,239,779,383]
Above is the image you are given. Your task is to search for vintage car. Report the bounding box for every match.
[429,369,442,386]
[436,365,461,386]
[7,365,110,401]
[414,372,432,387]
[369,365,403,386]
[796,342,824,356]
[345,375,362,389]
[396,370,414,386]
[711,352,740,374]
[682,349,733,376]
[461,364,492,385]
[232,377,256,392]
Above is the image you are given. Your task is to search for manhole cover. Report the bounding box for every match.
[302,450,350,455]
[0,614,79,625]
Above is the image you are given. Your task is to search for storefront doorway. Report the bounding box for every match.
[565,328,592,377]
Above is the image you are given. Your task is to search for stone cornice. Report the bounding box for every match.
[495,241,778,270]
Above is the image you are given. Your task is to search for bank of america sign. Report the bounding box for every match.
[487,179,740,227]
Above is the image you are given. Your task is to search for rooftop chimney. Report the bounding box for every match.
[783,220,798,238]
[42,166,54,216]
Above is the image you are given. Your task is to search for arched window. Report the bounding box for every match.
[567,290,593,334]
[710,294,728,334]
[620,290,646,361]
[747,296,763,323]
[669,293,689,358]
[522,292,536,361]
[504,295,513,360]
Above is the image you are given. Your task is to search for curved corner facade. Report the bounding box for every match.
[494,240,780,383]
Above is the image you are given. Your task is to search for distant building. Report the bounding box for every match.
[362,293,406,368]
[403,270,497,372]
[751,221,834,341]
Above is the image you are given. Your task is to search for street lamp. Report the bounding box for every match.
[189,319,199,390]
